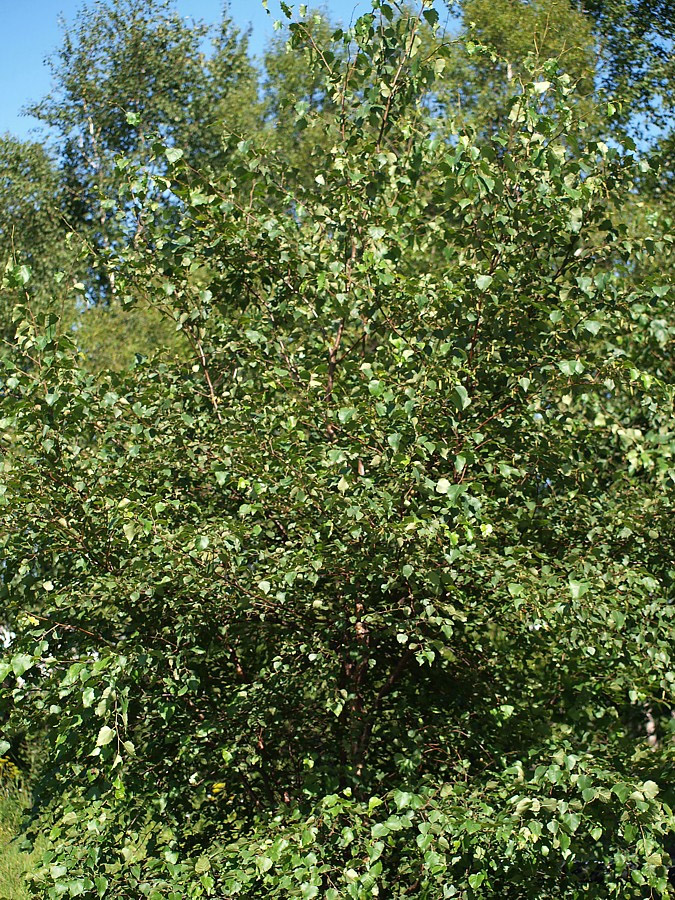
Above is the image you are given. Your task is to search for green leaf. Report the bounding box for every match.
[642,780,659,799]
[569,579,590,599]
[612,783,631,803]
[11,654,33,677]
[558,359,584,376]
[387,432,401,451]
[96,726,115,747]
[82,687,96,708]
[165,147,184,164]
[451,384,471,410]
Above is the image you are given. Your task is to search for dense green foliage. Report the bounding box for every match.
[1,0,674,897]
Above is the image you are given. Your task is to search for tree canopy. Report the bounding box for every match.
[1,1,674,898]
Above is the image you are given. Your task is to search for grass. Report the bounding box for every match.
[0,788,38,900]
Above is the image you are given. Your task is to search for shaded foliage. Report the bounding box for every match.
[1,1,675,898]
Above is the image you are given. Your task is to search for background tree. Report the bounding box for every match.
[22,0,259,368]
[437,0,597,135]
[574,0,675,137]
[0,137,80,348]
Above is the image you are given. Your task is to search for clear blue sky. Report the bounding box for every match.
[0,0,380,139]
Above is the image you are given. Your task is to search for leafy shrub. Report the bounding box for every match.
[1,2,674,897]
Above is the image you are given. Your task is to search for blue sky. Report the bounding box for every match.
[0,0,378,139]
